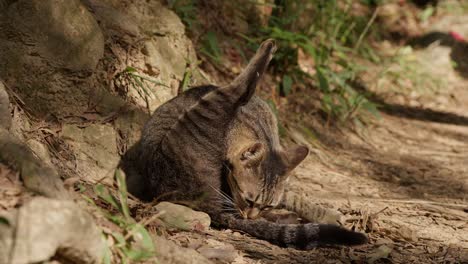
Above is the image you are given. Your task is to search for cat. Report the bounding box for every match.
[121,39,367,249]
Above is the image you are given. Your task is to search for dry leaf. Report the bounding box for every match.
[367,245,393,263]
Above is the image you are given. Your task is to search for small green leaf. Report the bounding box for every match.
[203,31,222,63]
[107,214,127,226]
[124,66,137,73]
[420,6,434,22]
[362,100,381,118]
[101,234,112,264]
[299,42,316,58]
[78,183,86,193]
[180,66,192,92]
[94,184,121,212]
[281,75,293,96]
[322,93,333,113]
[316,67,330,92]
[125,224,155,260]
[0,216,10,226]
[115,170,131,220]
[112,232,127,248]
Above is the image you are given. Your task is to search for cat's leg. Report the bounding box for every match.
[280,191,344,225]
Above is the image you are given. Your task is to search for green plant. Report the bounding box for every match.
[200,31,223,64]
[419,6,435,23]
[84,170,156,264]
[437,0,468,16]
[167,0,198,29]
[376,46,446,95]
[243,0,381,124]
[116,66,170,113]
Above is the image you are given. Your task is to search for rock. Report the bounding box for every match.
[0,197,104,264]
[0,81,11,129]
[155,202,211,232]
[91,0,206,112]
[8,107,31,141]
[0,0,105,117]
[26,139,53,166]
[1,0,207,118]
[367,244,393,264]
[81,0,140,37]
[61,124,120,183]
[0,127,68,199]
[397,225,418,242]
[4,0,104,71]
[114,107,150,148]
[154,236,213,264]
[129,0,203,112]
[198,239,240,262]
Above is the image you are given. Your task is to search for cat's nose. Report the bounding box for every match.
[245,207,260,219]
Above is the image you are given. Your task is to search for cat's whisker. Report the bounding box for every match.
[208,183,235,204]
[212,194,235,205]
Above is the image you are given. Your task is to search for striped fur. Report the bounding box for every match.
[121,39,367,248]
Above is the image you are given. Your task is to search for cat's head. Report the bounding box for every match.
[222,38,308,219]
[226,142,308,219]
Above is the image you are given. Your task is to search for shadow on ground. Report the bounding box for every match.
[407,31,468,80]
[351,80,468,126]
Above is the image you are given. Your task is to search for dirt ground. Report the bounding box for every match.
[165,77,468,263]
[165,19,468,264]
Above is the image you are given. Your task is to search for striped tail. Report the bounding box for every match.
[222,214,367,249]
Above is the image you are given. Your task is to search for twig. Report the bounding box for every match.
[371,206,389,218]
[354,7,379,53]
[140,210,166,227]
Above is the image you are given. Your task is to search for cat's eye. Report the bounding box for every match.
[245,198,255,207]
[262,205,274,210]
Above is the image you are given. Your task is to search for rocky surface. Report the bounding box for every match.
[0,197,104,264]
[156,202,211,232]
[0,0,105,117]
[61,124,120,183]
[0,81,11,129]
[154,235,214,264]
[0,0,219,263]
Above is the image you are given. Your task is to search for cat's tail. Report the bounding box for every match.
[222,215,367,249]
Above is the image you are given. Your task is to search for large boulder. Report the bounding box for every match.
[83,0,207,113]
[155,202,211,232]
[0,197,104,264]
[60,124,120,183]
[0,0,105,117]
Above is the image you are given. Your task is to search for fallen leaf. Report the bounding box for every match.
[367,245,393,263]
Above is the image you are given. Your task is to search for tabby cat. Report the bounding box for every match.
[121,39,367,249]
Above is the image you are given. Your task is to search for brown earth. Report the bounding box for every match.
[1,0,467,263]
[164,80,468,264]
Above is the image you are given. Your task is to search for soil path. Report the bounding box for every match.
[175,23,468,264]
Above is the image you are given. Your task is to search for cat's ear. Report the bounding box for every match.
[286,145,309,171]
[225,39,276,106]
[161,40,276,161]
[240,142,265,167]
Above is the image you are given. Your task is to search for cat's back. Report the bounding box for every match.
[140,85,217,148]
